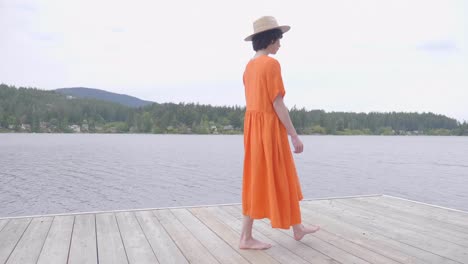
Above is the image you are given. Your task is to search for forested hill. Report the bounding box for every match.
[1,84,467,135]
[55,87,153,108]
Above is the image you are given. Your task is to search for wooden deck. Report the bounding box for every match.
[0,194,467,264]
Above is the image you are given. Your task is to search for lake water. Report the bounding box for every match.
[0,134,467,217]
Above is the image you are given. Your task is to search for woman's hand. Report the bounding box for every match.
[291,135,303,153]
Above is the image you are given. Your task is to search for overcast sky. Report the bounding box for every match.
[1,0,467,122]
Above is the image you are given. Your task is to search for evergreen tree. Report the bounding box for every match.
[0,84,464,135]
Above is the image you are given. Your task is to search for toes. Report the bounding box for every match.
[309,225,320,233]
[253,243,272,250]
[239,239,272,250]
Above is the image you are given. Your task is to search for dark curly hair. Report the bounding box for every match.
[252,28,283,51]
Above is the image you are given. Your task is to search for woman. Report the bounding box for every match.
[240,16,320,250]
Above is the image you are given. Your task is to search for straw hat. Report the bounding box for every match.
[244,16,290,41]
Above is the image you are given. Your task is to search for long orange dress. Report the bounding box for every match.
[242,55,304,229]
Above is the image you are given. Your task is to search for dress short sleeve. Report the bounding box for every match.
[266,59,286,103]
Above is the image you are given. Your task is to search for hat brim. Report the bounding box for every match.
[244,25,290,41]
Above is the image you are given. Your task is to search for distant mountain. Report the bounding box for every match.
[55,87,154,108]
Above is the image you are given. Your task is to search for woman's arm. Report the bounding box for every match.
[273,95,304,153]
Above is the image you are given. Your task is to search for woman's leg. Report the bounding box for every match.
[292,223,320,241]
[239,215,272,249]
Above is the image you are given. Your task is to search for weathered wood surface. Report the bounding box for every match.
[0,195,467,264]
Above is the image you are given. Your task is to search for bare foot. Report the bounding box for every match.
[293,224,320,241]
[239,237,272,250]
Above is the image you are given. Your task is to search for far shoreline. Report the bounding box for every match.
[1,131,466,136]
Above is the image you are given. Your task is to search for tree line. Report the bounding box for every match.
[1,84,467,135]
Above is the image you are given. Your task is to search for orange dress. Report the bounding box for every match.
[242,55,303,229]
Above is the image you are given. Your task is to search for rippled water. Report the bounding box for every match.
[0,134,467,217]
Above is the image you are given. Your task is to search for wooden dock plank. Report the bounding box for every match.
[224,205,388,264]
[96,213,128,264]
[153,209,219,264]
[0,219,9,232]
[336,197,468,247]
[306,200,467,263]
[376,195,468,232]
[134,210,188,264]
[68,214,97,264]
[208,206,312,264]
[36,215,74,264]
[0,218,31,264]
[171,208,249,264]
[352,197,468,236]
[299,204,433,264]
[220,205,338,264]
[302,203,462,264]
[5,217,53,264]
[255,220,344,264]
[328,199,468,263]
[221,206,243,220]
[190,207,281,264]
[1,195,467,264]
[274,222,400,264]
[115,211,159,264]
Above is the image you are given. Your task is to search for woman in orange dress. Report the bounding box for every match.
[240,16,320,250]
